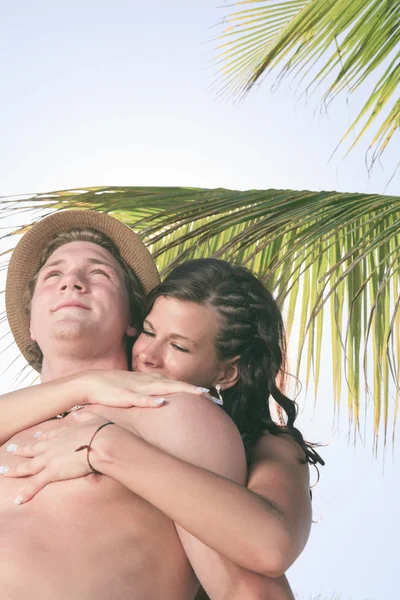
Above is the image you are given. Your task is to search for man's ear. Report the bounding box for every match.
[29,319,36,342]
[126,323,137,338]
[213,356,240,391]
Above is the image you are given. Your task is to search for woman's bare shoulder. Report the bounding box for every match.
[248,432,312,497]
[251,430,310,467]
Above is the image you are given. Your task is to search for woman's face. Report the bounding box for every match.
[132,296,224,387]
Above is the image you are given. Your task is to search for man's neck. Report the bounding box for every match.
[40,350,129,382]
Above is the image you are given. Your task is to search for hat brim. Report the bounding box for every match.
[6,210,160,369]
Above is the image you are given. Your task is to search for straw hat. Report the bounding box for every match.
[6,210,160,366]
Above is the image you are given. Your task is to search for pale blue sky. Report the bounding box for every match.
[1,2,399,598]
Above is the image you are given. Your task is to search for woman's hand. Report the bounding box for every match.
[1,412,117,505]
[77,370,214,408]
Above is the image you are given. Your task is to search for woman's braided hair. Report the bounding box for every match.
[146,258,324,467]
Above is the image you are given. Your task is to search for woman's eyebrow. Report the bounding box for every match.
[169,333,195,343]
[143,319,196,344]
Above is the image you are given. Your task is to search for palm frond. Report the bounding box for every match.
[1,186,399,448]
[215,0,400,163]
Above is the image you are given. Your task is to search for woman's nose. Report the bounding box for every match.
[139,340,163,367]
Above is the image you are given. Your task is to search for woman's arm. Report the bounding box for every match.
[246,432,313,569]
[0,371,210,444]
[7,402,312,577]
[94,408,312,576]
[95,414,309,596]
[5,403,302,599]
[194,569,295,600]
[0,375,86,444]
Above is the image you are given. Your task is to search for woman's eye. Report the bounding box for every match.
[172,343,189,353]
[142,329,155,337]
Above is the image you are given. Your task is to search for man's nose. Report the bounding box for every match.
[58,271,88,293]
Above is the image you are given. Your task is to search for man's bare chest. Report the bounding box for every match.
[0,406,196,599]
[0,406,150,515]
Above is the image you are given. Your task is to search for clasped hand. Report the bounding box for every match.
[2,412,114,505]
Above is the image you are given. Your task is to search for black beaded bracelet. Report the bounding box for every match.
[74,421,115,475]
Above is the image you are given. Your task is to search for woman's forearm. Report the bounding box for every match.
[195,573,295,600]
[0,376,84,443]
[93,426,292,576]
[1,371,209,446]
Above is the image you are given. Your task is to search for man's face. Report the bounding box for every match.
[30,241,135,358]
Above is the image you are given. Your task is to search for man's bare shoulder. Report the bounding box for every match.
[137,391,239,436]
[135,393,247,482]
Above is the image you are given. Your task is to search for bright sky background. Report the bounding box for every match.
[1,2,399,599]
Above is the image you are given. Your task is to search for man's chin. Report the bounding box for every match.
[51,320,93,341]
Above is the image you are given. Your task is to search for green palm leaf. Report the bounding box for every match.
[215,0,400,163]
[1,186,399,447]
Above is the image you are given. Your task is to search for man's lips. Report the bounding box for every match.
[53,301,90,312]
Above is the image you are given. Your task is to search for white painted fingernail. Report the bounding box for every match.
[34,431,43,439]
[0,466,9,475]
[14,495,23,506]
[208,395,223,406]
[154,398,165,405]
[197,387,210,393]
[7,444,18,453]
